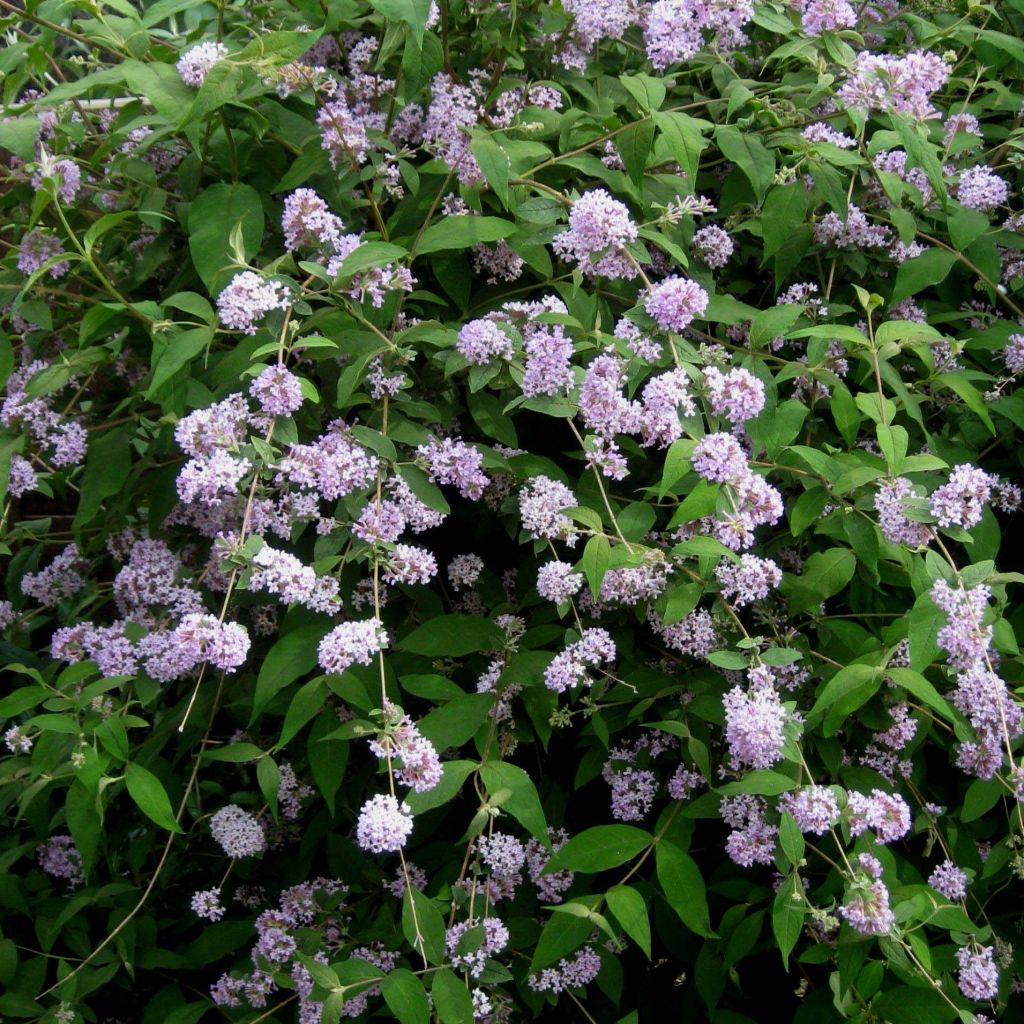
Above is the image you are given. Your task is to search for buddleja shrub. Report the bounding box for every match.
[2,0,1024,1020]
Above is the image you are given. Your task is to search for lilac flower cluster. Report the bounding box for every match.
[722,795,778,867]
[839,50,950,120]
[643,0,753,70]
[355,794,414,852]
[417,436,488,499]
[318,618,389,674]
[37,835,84,886]
[368,702,442,793]
[537,560,584,603]
[956,946,999,1001]
[715,554,783,606]
[704,366,765,423]
[929,464,993,529]
[528,947,601,993]
[875,478,932,546]
[177,41,228,86]
[544,628,617,692]
[210,805,267,858]
[216,272,290,334]
[644,275,710,333]
[723,680,789,771]
[929,859,968,901]
[552,190,639,279]
[3,359,88,470]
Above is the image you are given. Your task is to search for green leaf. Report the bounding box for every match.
[431,969,475,1024]
[147,326,214,399]
[125,763,181,833]
[787,547,856,613]
[717,770,798,796]
[808,663,881,720]
[582,534,611,601]
[370,0,434,44]
[772,874,804,967]
[66,780,101,879]
[620,75,666,111]
[606,884,651,957]
[656,841,713,937]
[397,615,503,657]
[402,886,446,965]
[762,184,807,260]
[308,712,349,807]
[908,591,944,672]
[405,759,476,814]
[961,777,1002,823]
[872,986,957,1023]
[890,248,958,305]
[251,623,330,722]
[416,216,517,255]
[334,241,409,279]
[72,426,133,529]
[381,968,430,1024]
[885,667,954,723]
[480,761,548,841]
[653,111,706,183]
[544,825,651,874]
[0,117,42,160]
[417,692,495,749]
[470,132,511,208]
[715,125,775,202]
[188,183,265,292]
[531,906,593,970]
[937,372,995,435]
[277,677,327,748]
[617,119,655,188]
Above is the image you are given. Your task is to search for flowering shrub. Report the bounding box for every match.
[2,0,1024,1021]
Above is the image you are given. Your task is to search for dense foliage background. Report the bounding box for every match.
[2,0,1024,1021]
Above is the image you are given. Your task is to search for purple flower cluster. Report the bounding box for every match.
[37,834,84,886]
[526,829,576,903]
[528,947,601,993]
[928,859,968,900]
[644,275,710,333]
[544,628,616,692]
[846,789,911,843]
[875,478,932,546]
[722,795,778,867]
[216,272,290,334]
[356,794,413,852]
[715,554,783,606]
[3,359,88,469]
[447,916,510,978]
[417,436,488,500]
[956,946,999,1001]
[368,701,442,793]
[929,464,992,529]
[692,225,734,268]
[210,805,267,858]
[723,682,788,771]
[519,475,577,542]
[704,366,765,423]
[839,50,950,120]
[839,876,895,935]
[552,189,639,279]
[318,618,388,674]
[794,0,855,35]
[249,366,304,417]
[177,41,228,86]
[956,166,1009,212]
[537,560,583,603]
[778,786,840,834]
[457,319,515,365]
[643,0,753,70]
[17,229,69,278]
